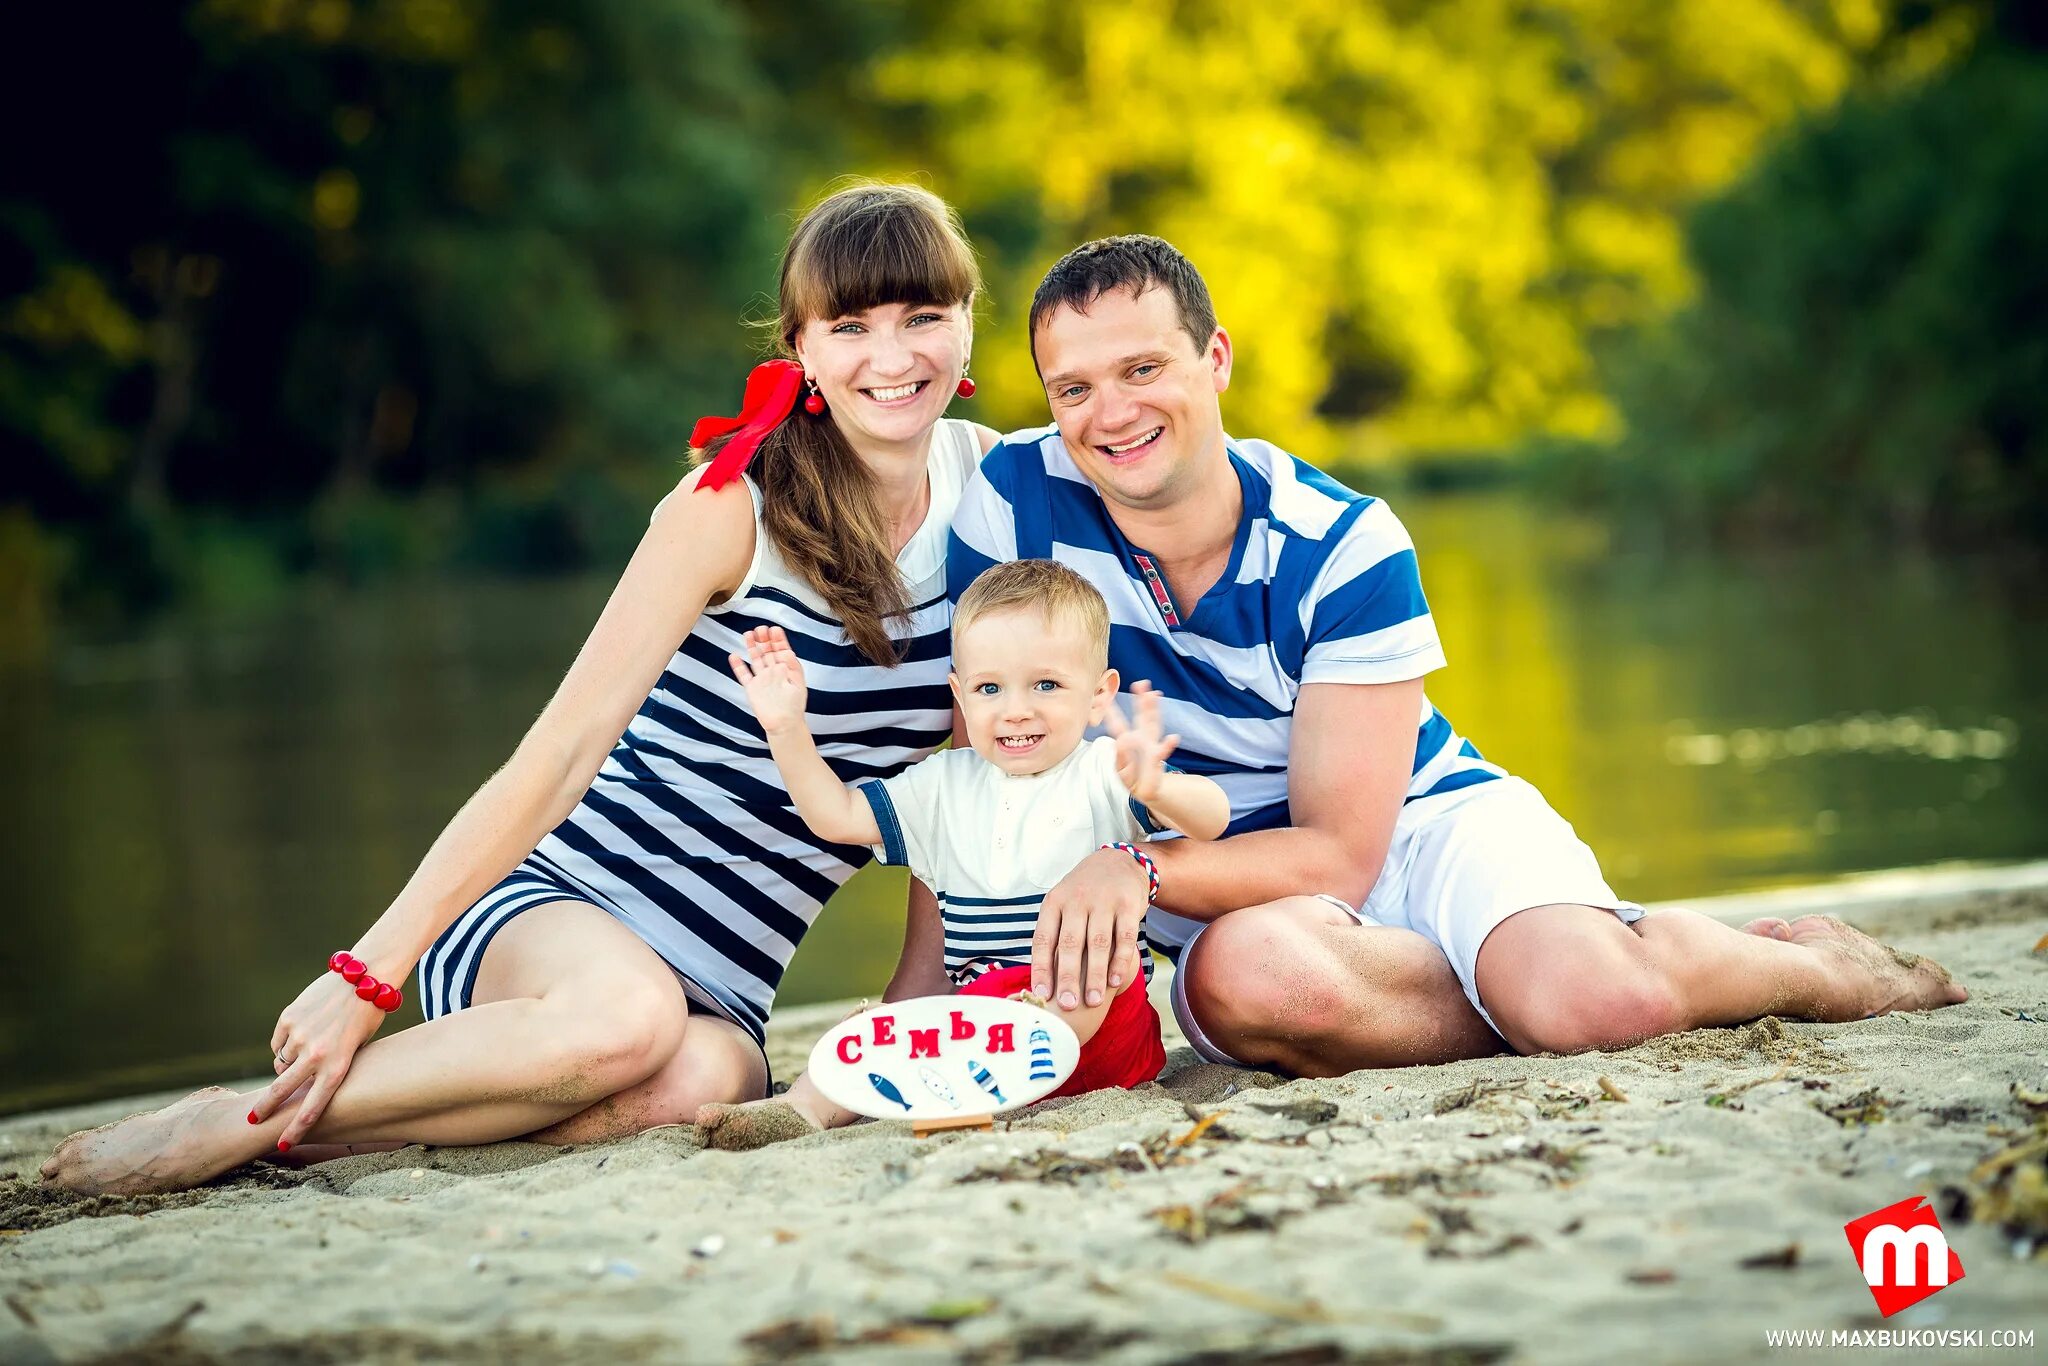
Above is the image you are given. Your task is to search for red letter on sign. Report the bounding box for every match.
[836,1035,862,1065]
[985,1023,1016,1053]
[950,1010,975,1041]
[872,1015,896,1046]
[908,1028,939,1059]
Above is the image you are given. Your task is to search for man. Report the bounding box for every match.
[947,235,1965,1075]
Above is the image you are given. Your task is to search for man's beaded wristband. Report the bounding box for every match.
[329,951,404,1013]
[1101,841,1160,903]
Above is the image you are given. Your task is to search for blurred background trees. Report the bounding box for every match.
[1540,9,2048,546]
[2,0,888,623]
[7,0,2044,1111]
[2,0,2039,639]
[869,0,1982,461]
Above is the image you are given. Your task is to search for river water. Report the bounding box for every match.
[4,491,2042,1113]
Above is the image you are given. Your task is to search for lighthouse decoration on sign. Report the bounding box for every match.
[807,995,1081,1134]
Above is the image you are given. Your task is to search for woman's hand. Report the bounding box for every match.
[1106,680,1179,804]
[729,625,809,735]
[252,970,387,1149]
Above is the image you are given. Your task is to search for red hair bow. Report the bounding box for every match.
[691,359,806,493]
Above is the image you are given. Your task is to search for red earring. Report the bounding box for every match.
[802,378,825,415]
[955,373,976,399]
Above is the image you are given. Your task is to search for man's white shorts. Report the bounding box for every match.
[1169,776,1641,1064]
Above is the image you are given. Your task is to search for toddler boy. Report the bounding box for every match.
[704,559,1229,1143]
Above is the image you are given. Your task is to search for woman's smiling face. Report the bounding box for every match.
[793,300,970,455]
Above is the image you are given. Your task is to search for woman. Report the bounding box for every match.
[42,183,998,1194]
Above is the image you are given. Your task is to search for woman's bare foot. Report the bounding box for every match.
[1742,917,1794,940]
[695,1098,822,1151]
[1781,915,1969,1017]
[38,1087,272,1195]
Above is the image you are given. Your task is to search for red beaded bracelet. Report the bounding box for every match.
[329,951,403,1012]
[1100,841,1160,903]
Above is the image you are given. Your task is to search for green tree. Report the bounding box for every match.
[1550,27,2048,545]
[1,0,886,614]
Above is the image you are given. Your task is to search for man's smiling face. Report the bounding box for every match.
[1032,284,1233,512]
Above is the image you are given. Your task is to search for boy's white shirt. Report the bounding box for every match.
[799,733,1156,1121]
[862,734,1154,920]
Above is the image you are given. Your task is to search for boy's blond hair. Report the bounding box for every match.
[952,560,1111,666]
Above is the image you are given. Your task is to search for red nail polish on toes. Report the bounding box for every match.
[277,1140,291,1153]
[247,1109,259,1125]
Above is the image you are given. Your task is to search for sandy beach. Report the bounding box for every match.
[4,864,2045,1364]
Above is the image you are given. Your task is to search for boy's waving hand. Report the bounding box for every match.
[729,625,808,734]
[1104,680,1180,803]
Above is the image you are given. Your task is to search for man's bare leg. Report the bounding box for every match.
[1473,905,1968,1056]
[40,903,725,1194]
[1177,896,1503,1076]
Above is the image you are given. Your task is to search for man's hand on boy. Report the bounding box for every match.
[727,625,808,735]
[1106,680,1179,804]
[1033,847,1149,1011]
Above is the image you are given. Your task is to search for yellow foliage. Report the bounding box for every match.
[3,266,147,363]
[858,0,1938,460]
[312,168,362,231]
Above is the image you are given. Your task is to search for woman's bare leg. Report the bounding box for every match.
[532,1011,766,1144]
[41,903,700,1194]
[695,1004,873,1150]
[263,1138,407,1168]
[273,1010,759,1166]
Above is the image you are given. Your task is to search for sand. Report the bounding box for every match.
[4,864,2046,1364]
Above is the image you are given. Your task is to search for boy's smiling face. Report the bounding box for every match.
[950,605,1118,776]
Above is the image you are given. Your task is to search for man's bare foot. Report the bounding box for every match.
[695,1098,822,1151]
[1743,917,1793,941]
[1780,915,1969,1016]
[39,1087,270,1195]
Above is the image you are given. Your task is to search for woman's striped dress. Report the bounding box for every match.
[417,420,980,1049]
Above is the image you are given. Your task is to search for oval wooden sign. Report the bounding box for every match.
[806,994,1080,1121]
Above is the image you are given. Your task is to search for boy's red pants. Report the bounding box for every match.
[959,964,1166,1097]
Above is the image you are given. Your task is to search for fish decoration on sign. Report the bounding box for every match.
[867,1072,912,1111]
[967,1058,1006,1106]
[918,1066,960,1109]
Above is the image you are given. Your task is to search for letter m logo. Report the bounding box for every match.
[1843,1195,1964,1318]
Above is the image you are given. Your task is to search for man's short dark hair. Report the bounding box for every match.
[1028,235,1218,364]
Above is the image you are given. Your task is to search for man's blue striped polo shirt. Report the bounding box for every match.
[947,426,1506,952]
